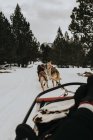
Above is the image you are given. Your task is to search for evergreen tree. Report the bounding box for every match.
[30,37,40,62]
[64,31,69,41]
[40,43,52,63]
[54,27,64,43]
[69,0,93,47]
[0,11,15,65]
[69,41,85,67]
[11,4,39,67]
[52,27,65,66]
[87,47,93,66]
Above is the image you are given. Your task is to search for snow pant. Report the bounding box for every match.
[53,108,93,140]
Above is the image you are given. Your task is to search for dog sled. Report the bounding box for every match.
[15,82,85,140]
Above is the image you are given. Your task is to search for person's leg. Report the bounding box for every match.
[15,124,38,140]
[53,108,93,140]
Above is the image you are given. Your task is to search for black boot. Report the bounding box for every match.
[15,123,38,140]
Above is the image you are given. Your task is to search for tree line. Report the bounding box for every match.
[40,28,86,67]
[0,0,93,68]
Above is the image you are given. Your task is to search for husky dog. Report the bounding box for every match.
[37,64,48,91]
[51,67,61,87]
[46,61,53,79]
[37,64,45,76]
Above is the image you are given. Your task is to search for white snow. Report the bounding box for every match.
[0,63,91,140]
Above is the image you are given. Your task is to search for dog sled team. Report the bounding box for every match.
[37,61,61,91]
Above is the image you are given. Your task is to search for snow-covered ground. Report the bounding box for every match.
[0,63,91,140]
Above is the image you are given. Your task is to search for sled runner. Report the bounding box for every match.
[15,82,85,140]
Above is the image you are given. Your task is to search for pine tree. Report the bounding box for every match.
[11,4,39,67]
[64,31,69,41]
[40,43,52,63]
[30,37,40,62]
[0,12,15,65]
[52,27,65,66]
[53,27,64,44]
[69,41,85,67]
[69,0,93,47]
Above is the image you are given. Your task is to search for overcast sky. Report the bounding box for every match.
[0,0,77,43]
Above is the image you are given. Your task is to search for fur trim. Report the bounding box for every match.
[33,99,75,123]
[78,103,93,112]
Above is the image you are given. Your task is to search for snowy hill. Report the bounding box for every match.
[0,63,91,140]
